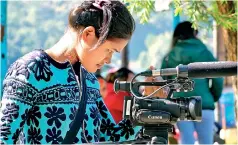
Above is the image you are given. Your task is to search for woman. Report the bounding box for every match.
[161,21,224,144]
[0,0,140,144]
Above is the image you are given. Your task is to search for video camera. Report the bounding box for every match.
[114,61,237,144]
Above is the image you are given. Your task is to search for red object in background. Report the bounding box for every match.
[98,77,107,99]
[104,83,131,124]
[174,128,180,140]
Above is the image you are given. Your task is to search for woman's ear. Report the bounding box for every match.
[81,26,98,49]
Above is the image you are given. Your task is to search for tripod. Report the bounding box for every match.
[131,124,173,144]
[95,124,174,145]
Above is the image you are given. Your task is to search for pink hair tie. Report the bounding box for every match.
[92,0,111,10]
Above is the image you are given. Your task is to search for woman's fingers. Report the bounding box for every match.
[142,66,168,98]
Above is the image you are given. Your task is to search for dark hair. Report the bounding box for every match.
[105,67,134,83]
[105,72,117,83]
[68,0,135,46]
[115,67,134,81]
[171,21,198,48]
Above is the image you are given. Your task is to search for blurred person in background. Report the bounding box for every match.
[161,21,224,144]
[104,67,134,123]
[104,67,119,84]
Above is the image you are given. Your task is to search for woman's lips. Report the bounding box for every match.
[96,64,103,69]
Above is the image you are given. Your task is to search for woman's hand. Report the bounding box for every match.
[143,66,168,98]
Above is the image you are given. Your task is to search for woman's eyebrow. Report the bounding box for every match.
[112,48,120,53]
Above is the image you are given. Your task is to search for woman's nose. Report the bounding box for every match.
[104,54,112,64]
[105,58,111,64]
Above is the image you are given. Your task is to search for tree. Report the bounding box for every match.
[124,0,238,130]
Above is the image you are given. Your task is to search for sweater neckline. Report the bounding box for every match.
[37,49,70,69]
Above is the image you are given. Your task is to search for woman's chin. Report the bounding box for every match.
[91,66,100,73]
[96,64,103,69]
[87,68,97,73]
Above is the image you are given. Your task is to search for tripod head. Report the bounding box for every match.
[114,61,237,144]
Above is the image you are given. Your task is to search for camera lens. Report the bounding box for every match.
[188,97,202,121]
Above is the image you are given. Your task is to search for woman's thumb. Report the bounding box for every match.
[149,66,155,70]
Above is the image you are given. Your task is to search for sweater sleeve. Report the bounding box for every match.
[96,97,141,143]
[0,77,38,144]
[160,57,168,69]
[210,77,224,102]
[203,50,224,102]
[0,59,39,144]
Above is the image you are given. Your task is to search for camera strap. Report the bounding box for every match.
[62,64,87,144]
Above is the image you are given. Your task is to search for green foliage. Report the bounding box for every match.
[173,0,182,16]
[124,0,237,31]
[175,1,213,30]
[210,1,237,31]
[123,0,155,23]
[173,0,237,31]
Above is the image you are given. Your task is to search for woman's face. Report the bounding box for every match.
[75,27,129,73]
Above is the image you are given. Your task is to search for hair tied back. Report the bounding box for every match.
[92,0,111,10]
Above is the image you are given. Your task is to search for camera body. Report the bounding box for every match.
[114,77,202,127]
[123,95,202,126]
[113,61,236,144]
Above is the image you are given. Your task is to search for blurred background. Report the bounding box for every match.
[1,0,237,144]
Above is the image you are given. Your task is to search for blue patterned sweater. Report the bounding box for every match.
[0,50,140,144]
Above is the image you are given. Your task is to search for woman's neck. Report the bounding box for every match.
[45,32,79,65]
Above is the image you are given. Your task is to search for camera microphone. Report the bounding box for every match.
[187,61,237,78]
[140,61,237,78]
